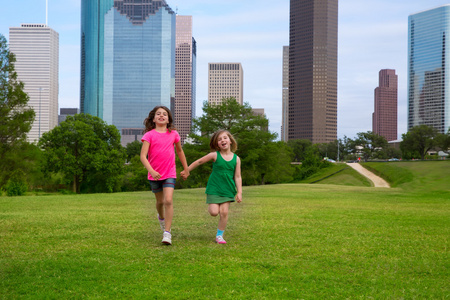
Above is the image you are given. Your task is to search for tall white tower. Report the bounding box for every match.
[208,63,244,105]
[9,24,59,142]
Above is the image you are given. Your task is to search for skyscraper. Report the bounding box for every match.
[372,69,398,141]
[288,0,338,143]
[80,0,175,135]
[281,46,289,141]
[175,15,196,143]
[9,24,59,143]
[408,5,450,134]
[208,63,244,105]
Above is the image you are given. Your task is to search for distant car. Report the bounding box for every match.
[388,158,400,161]
[324,158,336,163]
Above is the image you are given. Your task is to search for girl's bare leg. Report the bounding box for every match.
[154,191,165,219]
[208,203,219,216]
[162,187,174,232]
[217,202,230,231]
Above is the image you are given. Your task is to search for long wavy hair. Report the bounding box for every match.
[209,130,238,152]
[143,106,176,133]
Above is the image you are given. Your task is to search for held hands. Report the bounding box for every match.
[180,169,190,180]
[235,193,242,203]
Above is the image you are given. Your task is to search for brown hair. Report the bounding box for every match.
[209,130,237,152]
[143,106,176,133]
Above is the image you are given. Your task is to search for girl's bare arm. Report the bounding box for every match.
[185,152,216,173]
[140,141,161,180]
[234,156,242,203]
[175,141,190,179]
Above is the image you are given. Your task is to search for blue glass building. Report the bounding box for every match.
[80,0,175,133]
[408,5,450,133]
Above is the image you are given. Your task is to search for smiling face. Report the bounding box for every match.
[153,108,169,127]
[210,130,238,152]
[217,132,232,150]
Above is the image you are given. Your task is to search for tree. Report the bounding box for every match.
[125,140,143,161]
[0,34,36,185]
[401,125,438,160]
[122,155,149,192]
[292,146,329,181]
[0,142,45,189]
[315,139,344,161]
[352,131,388,161]
[182,98,293,186]
[340,135,356,161]
[287,139,312,162]
[39,114,126,193]
[435,128,450,153]
[256,141,294,184]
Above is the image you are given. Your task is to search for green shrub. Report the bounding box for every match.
[5,170,28,196]
[58,189,75,195]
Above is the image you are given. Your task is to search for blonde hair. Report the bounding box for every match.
[143,106,176,133]
[209,130,237,152]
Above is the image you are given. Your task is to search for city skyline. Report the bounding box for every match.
[2,0,450,140]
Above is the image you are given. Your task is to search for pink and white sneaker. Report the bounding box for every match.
[216,235,227,244]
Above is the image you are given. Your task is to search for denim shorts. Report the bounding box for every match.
[148,178,176,193]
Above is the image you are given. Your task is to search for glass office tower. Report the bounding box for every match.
[408,5,450,133]
[80,0,175,133]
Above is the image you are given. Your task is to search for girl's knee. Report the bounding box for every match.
[220,210,228,218]
[208,204,220,216]
[164,198,173,207]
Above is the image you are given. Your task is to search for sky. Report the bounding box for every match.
[1,0,450,141]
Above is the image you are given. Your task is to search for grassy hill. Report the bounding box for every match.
[362,160,449,192]
[301,160,449,192]
[299,163,372,187]
[0,161,449,298]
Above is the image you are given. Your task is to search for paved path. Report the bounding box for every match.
[346,163,390,188]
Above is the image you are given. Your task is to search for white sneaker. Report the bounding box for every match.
[162,231,172,245]
[157,214,165,231]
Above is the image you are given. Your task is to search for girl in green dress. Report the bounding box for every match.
[181,130,242,244]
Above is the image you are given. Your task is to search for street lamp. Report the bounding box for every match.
[38,87,42,139]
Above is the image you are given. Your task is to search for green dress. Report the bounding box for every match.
[205,151,237,204]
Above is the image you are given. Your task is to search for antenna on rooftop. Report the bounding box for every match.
[46,0,48,25]
[176,5,178,15]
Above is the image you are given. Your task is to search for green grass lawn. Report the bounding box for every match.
[1,161,449,299]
